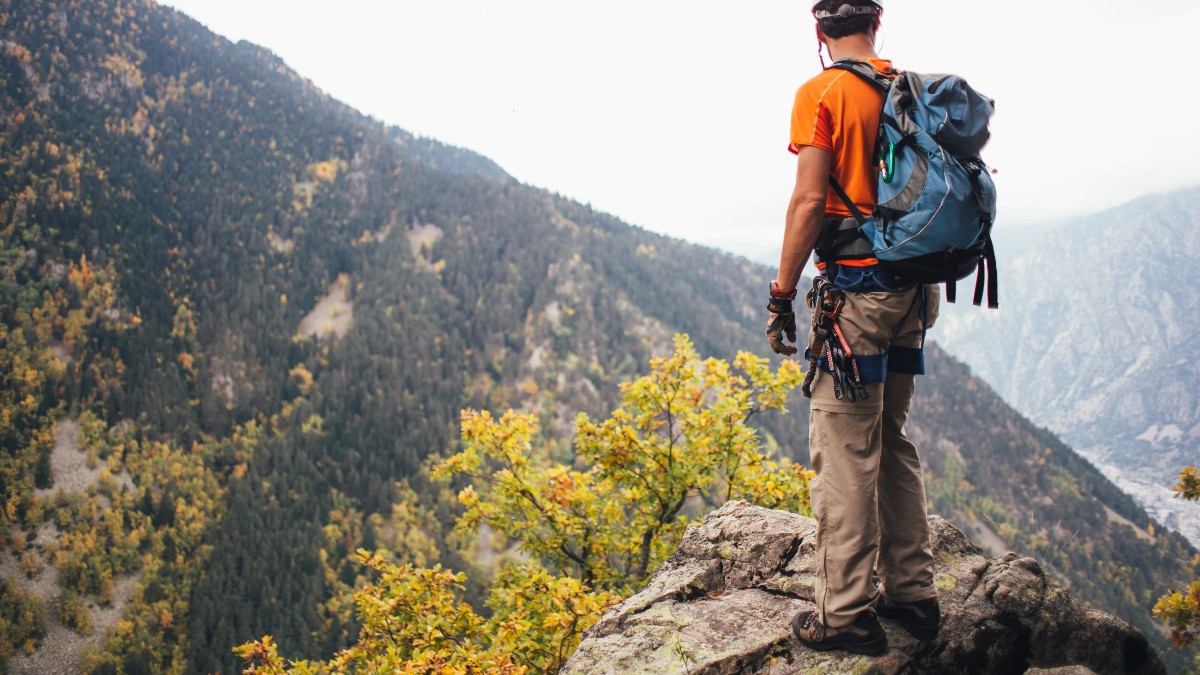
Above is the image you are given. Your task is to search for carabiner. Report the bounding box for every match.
[822,296,844,319]
[880,142,897,184]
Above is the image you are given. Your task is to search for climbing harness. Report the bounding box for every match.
[802,278,931,400]
[802,276,870,402]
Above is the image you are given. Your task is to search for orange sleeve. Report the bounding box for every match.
[789,78,835,155]
[785,63,891,218]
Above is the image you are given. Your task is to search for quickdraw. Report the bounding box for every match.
[801,276,870,402]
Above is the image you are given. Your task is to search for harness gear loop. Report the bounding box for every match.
[832,322,871,401]
[801,276,870,401]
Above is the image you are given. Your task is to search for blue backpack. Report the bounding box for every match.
[822,61,999,308]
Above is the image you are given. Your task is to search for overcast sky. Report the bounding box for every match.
[162,0,1200,265]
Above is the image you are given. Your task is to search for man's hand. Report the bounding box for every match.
[766,282,799,355]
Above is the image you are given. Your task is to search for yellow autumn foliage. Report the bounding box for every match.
[238,336,812,672]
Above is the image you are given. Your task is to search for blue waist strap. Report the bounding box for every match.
[803,345,925,383]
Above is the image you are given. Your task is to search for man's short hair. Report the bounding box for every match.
[813,1,880,39]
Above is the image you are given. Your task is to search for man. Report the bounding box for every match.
[766,0,941,655]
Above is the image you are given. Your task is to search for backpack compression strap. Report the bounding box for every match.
[974,232,999,309]
[967,164,999,309]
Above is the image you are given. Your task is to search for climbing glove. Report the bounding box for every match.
[766,281,798,356]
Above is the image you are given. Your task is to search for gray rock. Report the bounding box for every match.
[563,501,1164,675]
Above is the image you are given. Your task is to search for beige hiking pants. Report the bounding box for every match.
[807,283,940,628]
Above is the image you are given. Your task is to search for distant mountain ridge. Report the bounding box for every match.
[0,0,1195,672]
[937,187,1200,543]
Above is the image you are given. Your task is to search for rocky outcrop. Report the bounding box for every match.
[563,501,1164,675]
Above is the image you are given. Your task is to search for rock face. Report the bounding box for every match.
[563,501,1164,675]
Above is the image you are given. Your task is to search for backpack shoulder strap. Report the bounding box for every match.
[822,60,894,226]
[827,60,895,93]
[827,175,867,226]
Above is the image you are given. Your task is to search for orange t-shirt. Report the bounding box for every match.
[788,58,893,219]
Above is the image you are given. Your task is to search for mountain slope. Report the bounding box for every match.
[1,3,799,671]
[0,1,1195,673]
[938,187,1200,543]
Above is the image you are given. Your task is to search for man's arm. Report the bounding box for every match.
[776,145,832,293]
[765,145,831,356]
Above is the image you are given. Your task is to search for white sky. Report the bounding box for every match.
[162,0,1200,264]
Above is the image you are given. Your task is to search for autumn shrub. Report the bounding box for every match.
[237,335,812,672]
[18,551,41,578]
[57,591,95,636]
[0,577,49,665]
[1155,466,1200,666]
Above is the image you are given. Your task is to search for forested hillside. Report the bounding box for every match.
[0,0,1195,672]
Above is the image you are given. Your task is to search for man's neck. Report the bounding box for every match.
[825,33,879,63]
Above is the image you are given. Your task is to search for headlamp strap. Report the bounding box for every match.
[814,5,880,19]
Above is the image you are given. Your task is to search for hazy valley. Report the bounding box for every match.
[937,188,1200,546]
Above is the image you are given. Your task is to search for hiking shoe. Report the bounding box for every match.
[791,610,887,655]
[876,595,940,641]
